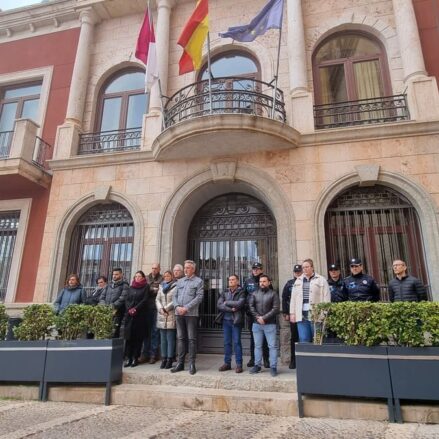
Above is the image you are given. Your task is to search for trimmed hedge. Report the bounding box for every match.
[314,301,439,347]
[0,304,8,340]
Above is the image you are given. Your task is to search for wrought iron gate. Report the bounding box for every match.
[325,185,429,300]
[187,193,278,353]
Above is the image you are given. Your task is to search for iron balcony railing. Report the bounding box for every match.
[164,77,286,128]
[314,94,410,129]
[78,127,142,155]
[0,131,14,158]
[33,136,51,169]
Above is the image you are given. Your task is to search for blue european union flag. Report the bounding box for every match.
[219,0,284,43]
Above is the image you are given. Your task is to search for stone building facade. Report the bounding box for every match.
[1,0,439,360]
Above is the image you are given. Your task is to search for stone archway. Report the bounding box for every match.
[45,188,144,302]
[313,168,439,300]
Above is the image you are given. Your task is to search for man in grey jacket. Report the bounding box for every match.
[248,275,280,377]
[171,260,204,375]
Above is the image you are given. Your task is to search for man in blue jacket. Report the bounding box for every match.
[343,258,380,302]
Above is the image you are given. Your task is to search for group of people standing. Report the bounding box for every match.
[54,256,426,378]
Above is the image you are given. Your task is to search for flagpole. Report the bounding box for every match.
[271,2,284,119]
[207,31,213,114]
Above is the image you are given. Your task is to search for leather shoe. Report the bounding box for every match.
[189,363,197,375]
[124,359,133,368]
[289,360,296,370]
[160,359,167,369]
[131,359,139,367]
[171,363,184,373]
[246,359,254,367]
[165,358,173,369]
[235,366,243,373]
[149,356,157,365]
[218,363,231,372]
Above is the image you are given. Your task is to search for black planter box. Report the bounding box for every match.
[0,340,48,399]
[44,339,123,404]
[388,346,439,422]
[296,343,394,421]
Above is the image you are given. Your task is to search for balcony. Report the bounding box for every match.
[313,94,410,129]
[153,77,299,160]
[0,119,52,188]
[78,127,142,155]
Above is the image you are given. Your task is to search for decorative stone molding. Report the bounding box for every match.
[355,164,380,187]
[93,185,112,201]
[45,190,144,302]
[312,171,439,301]
[210,160,237,182]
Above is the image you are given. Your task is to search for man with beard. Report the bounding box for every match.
[99,268,129,338]
[249,275,280,377]
[243,262,269,368]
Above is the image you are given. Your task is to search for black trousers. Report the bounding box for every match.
[175,315,198,364]
[289,322,298,363]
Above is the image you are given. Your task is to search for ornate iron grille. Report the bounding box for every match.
[325,186,429,300]
[188,194,278,332]
[0,131,14,158]
[33,136,51,169]
[314,94,410,129]
[78,127,141,155]
[66,203,134,295]
[164,77,286,128]
[0,211,20,302]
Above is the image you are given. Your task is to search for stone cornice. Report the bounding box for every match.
[48,118,439,171]
[48,149,155,171]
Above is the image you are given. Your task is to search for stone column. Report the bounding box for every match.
[392,0,439,121]
[144,0,175,150]
[65,8,98,125]
[392,0,426,81]
[286,0,314,133]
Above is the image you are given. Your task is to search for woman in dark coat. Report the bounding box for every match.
[53,273,86,315]
[123,270,150,367]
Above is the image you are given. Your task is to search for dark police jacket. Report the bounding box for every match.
[343,273,380,302]
[328,277,348,302]
[388,275,427,302]
[282,278,298,315]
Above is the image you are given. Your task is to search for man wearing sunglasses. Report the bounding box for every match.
[343,258,380,302]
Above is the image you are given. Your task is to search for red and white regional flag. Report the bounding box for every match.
[135,9,158,92]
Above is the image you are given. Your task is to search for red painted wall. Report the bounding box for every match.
[0,28,79,302]
[414,0,439,85]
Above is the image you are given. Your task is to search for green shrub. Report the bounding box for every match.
[0,304,8,340]
[314,301,439,347]
[55,304,113,340]
[13,304,55,341]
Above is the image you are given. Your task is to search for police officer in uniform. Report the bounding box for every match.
[327,263,347,303]
[343,258,380,302]
[244,262,269,368]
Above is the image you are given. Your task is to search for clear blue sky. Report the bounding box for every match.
[0,0,42,11]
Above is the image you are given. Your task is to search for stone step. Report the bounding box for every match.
[122,366,297,393]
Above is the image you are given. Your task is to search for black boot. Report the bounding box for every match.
[124,359,133,368]
[160,358,167,369]
[165,358,173,369]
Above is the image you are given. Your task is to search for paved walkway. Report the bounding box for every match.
[0,400,438,438]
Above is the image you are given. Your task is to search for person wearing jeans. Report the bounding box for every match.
[217,275,246,373]
[171,260,204,375]
[290,259,330,343]
[248,275,280,377]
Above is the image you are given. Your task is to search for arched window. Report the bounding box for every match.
[325,185,429,300]
[313,32,390,104]
[312,32,407,128]
[97,69,147,133]
[199,51,261,114]
[66,203,134,293]
[79,69,147,154]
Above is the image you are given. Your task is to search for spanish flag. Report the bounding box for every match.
[177,0,209,75]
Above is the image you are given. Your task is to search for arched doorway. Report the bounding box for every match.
[66,202,134,294]
[325,185,429,300]
[187,193,278,353]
